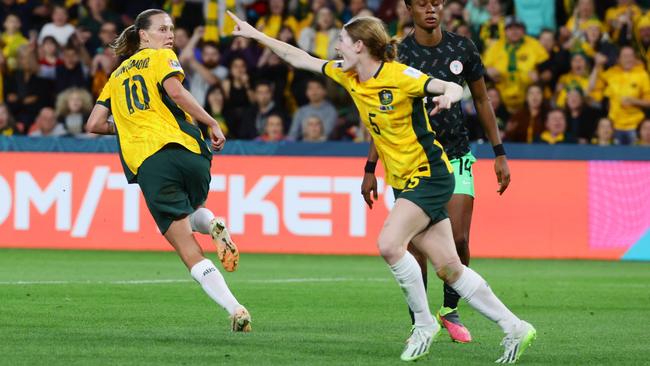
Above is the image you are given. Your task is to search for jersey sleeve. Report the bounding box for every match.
[397,64,433,98]
[96,78,112,109]
[463,38,486,83]
[154,48,185,85]
[321,60,349,89]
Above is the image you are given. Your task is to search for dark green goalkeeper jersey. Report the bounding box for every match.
[398,31,486,159]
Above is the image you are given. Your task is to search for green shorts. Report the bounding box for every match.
[137,144,212,234]
[450,151,476,197]
[392,172,455,225]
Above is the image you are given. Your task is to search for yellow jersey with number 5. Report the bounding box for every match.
[96,48,211,182]
[322,60,452,189]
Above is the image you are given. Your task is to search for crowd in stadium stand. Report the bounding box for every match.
[1,0,650,146]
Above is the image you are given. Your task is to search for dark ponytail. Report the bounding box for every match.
[110,9,167,58]
[111,25,139,57]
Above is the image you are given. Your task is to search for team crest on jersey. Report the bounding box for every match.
[168,59,182,70]
[379,89,393,105]
[449,60,463,75]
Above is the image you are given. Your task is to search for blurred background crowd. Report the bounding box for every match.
[1,0,650,147]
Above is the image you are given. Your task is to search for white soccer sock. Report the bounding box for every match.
[190,258,240,315]
[389,252,434,327]
[450,266,520,333]
[189,207,214,234]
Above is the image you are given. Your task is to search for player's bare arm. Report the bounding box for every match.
[86,104,115,135]
[228,10,325,74]
[163,76,226,151]
[468,77,511,194]
[425,78,463,115]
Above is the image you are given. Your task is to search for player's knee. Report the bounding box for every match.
[435,261,463,283]
[377,235,403,262]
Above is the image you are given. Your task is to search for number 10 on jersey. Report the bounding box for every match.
[122,75,150,114]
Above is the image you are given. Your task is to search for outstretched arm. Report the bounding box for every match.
[425,78,464,115]
[228,11,326,73]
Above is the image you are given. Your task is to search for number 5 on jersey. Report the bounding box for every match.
[407,176,420,189]
[368,112,381,135]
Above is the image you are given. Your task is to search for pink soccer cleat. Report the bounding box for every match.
[437,306,472,343]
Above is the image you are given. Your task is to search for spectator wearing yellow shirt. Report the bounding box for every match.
[484,16,549,113]
[1,14,28,72]
[478,0,505,53]
[298,7,340,59]
[256,0,299,39]
[589,46,650,144]
[555,53,590,108]
[561,0,600,40]
[604,0,642,44]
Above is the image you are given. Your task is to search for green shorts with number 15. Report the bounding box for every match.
[450,151,477,197]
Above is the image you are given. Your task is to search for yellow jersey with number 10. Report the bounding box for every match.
[96,48,211,182]
[322,60,452,189]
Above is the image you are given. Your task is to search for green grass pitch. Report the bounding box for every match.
[1,249,649,365]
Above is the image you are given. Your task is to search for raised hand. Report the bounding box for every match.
[227,10,259,40]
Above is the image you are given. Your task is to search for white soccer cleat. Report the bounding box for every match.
[400,321,440,362]
[210,218,239,272]
[495,320,537,364]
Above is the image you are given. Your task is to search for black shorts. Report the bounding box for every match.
[137,144,211,234]
[392,173,455,225]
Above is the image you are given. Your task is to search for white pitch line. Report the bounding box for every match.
[0,277,390,286]
[245,277,389,284]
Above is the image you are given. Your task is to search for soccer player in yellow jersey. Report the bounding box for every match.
[229,10,536,363]
[85,9,251,332]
